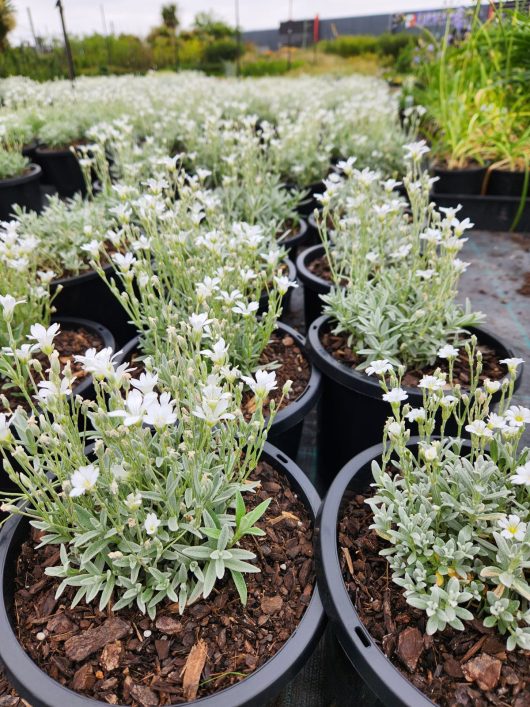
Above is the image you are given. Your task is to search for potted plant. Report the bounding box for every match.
[34,117,89,198]
[91,176,321,460]
[316,345,529,706]
[0,316,323,705]
[307,143,521,487]
[0,148,42,221]
[8,194,134,347]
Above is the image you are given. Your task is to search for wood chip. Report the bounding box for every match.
[129,683,159,706]
[154,616,182,635]
[261,595,283,614]
[460,635,487,664]
[100,641,122,672]
[341,546,354,577]
[71,663,95,691]
[397,627,424,672]
[462,653,502,691]
[269,511,300,525]
[181,640,208,702]
[64,618,130,662]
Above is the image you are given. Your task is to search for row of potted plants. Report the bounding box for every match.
[0,74,527,706]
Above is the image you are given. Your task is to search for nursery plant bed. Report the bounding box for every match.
[0,163,42,221]
[0,444,324,707]
[307,315,522,489]
[431,192,530,233]
[316,441,530,707]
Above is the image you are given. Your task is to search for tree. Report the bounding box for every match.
[161,4,179,32]
[0,0,16,51]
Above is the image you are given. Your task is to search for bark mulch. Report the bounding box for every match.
[322,329,507,388]
[10,462,314,705]
[339,493,530,707]
[242,332,311,420]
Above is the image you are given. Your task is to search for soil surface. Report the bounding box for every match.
[321,327,508,389]
[242,331,311,419]
[10,461,314,705]
[307,253,333,283]
[277,219,303,244]
[0,327,105,413]
[339,493,530,707]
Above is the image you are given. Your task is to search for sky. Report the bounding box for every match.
[11,0,476,43]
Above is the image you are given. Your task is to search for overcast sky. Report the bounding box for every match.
[11,0,476,43]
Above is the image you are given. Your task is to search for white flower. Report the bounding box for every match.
[366,359,393,377]
[440,395,458,408]
[74,347,128,381]
[0,294,26,321]
[0,413,13,443]
[406,407,426,422]
[130,372,158,395]
[201,338,228,366]
[453,259,470,273]
[438,344,459,359]
[69,464,99,497]
[241,369,277,398]
[505,406,530,428]
[27,322,61,355]
[420,228,442,244]
[81,240,101,258]
[498,515,527,542]
[386,421,402,438]
[110,463,128,481]
[465,420,493,438]
[112,252,136,271]
[144,512,161,536]
[193,395,235,426]
[189,312,212,335]
[487,413,507,430]
[36,377,72,403]
[500,357,524,373]
[418,375,445,392]
[196,276,220,301]
[416,269,435,280]
[404,140,430,162]
[484,379,501,395]
[382,388,408,403]
[125,492,142,511]
[109,389,152,426]
[274,275,298,296]
[511,462,530,487]
[232,301,259,317]
[423,445,438,462]
[143,392,177,429]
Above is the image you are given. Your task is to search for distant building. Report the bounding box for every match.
[242,3,527,50]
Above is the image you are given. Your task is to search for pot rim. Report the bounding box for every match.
[52,261,114,288]
[280,216,307,246]
[316,437,438,707]
[307,314,523,401]
[0,163,41,188]
[0,443,324,707]
[295,244,330,294]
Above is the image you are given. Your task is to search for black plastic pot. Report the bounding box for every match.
[115,322,321,463]
[258,257,296,318]
[297,180,326,217]
[316,440,444,707]
[280,218,308,261]
[432,166,486,195]
[22,141,39,161]
[307,315,523,491]
[0,164,42,220]
[306,211,322,246]
[431,192,530,232]
[34,146,86,198]
[52,264,135,349]
[0,442,324,707]
[295,245,331,331]
[486,169,528,199]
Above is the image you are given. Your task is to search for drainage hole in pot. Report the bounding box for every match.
[275,452,289,465]
[355,626,371,648]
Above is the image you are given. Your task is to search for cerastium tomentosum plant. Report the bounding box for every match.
[366,340,529,650]
[0,311,291,618]
[91,175,298,381]
[320,141,484,370]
